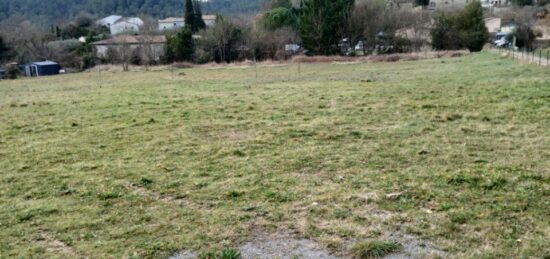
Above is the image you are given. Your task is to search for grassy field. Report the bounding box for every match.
[0,52,549,258]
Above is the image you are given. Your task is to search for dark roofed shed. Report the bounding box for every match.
[24,61,61,77]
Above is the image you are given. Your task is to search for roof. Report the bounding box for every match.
[31,61,59,66]
[92,35,167,45]
[97,15,123,26]
[159,17,185,23]
[114,17,144,26]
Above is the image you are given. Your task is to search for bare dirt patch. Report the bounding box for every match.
[122,182,198,209]
[239,232,337,259]
[37,232,76,257]
[383,233,446,259]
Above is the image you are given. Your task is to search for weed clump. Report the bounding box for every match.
[199,248,241,259]
[351,240,402,258]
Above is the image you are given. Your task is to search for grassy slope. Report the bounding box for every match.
[0,53,549,258]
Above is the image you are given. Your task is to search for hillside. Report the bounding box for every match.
[0,0,267,25]
[1,53,549,258]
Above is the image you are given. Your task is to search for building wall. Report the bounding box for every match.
[110,22,140,35]
[204,19,216,27]
[158,21,185,31]
[95,44,166,61]
[485,18,502,34]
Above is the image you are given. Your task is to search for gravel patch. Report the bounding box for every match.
[239,233,336,259]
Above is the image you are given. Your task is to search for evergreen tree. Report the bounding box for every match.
[0,35,11,63]
[193,0,206,31]
[455,1,488,52]
[299,0,354,55]
[431,1,488,52]
[166,27,195,62]
[185,0,196,32]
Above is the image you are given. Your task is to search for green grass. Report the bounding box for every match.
[0,52,549,258]
[351,240,402,258]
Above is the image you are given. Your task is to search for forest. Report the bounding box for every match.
[0,0,267,25]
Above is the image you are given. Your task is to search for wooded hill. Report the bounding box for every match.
[0,0,267,25]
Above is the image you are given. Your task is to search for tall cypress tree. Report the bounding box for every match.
[193,0,206,31]
[184,0,196,32]
[0,35,11,63]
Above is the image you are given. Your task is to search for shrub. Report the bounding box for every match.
[431,1,488,52]
[171,62,194,69]
[351,240,402,258]
[6,65,20,79]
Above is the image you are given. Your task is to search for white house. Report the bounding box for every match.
[96,15,122,27]
[158,17,185,31]
[110,17,144,35]
[202,15,217,27]
[97,16,144,35]
[157,15,217,31]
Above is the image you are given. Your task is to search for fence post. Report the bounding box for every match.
[547,50,549,66]
[539,49,542,66]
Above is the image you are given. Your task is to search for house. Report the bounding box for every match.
[96,15,123,28]
[110,17,144,35]
[158,17,185,31]
[157,15,217,31]
[23,61,61,77]
[92,35,167,61]
[202,15,217,27]
[485,17,502,34]
[97,16,144,35]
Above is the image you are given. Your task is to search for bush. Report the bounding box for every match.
[6,65,20,79]
[171,62,194,69]
[165,28,195,63]
[431,1,488,52]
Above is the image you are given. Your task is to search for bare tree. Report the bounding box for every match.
[0,16,55,62]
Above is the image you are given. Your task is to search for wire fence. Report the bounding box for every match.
[493,47,550,67]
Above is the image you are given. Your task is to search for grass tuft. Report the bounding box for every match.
[351,240,402,258]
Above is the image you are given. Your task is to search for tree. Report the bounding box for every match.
[197,16,243,63]
[185,0,196,32]
[431,14,462,50]
[194,0,206,31]
[299,0,354,55]
[165,28,195,62]
[267,0,293,9]
[263,7,299,30]
[508,25,535,49]
[431,1,488,52]
[0,18,55,63]
[454,1,489,52]
[0,34,11,63]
